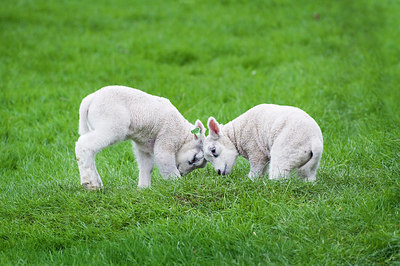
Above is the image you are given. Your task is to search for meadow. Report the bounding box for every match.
[1,0,399,264]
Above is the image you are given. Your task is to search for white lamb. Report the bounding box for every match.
[75,86,206,190]
[203,104,323,181]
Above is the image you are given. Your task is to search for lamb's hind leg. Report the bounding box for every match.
[297,165,316,182]
[269,161,291,180]
[268,146,293,180]
[297,150,321,182]
[269,144,315,181]
[75,130,126,190]
[133,143,154,188]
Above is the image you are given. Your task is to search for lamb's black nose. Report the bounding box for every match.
[217,169,221,175]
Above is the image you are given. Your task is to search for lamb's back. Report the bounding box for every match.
[92,86,174,112]
[233,104,322,149]
[86,86,188,139]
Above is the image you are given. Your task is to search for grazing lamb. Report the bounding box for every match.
[75,86,206,190]
[203,104,323,181]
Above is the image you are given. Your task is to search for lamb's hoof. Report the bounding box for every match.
[172,176,181,181]
[82,182,103,191]
[306,177,317,183]
[167,174,181,181]
[248,173,260,181]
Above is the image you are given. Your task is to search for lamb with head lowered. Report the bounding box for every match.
[75,85,206,190]
[203,104,323,181]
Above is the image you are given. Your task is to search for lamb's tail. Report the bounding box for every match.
[78,93,95,135]
[310,138,323,170]
[298,137,323,180]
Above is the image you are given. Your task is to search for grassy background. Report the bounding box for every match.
[1,0,399,264]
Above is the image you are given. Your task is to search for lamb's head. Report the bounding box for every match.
[204,117,238,175]
[176,120,207,175]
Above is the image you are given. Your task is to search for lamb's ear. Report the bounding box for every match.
[207,117,221,139]
[192,120,205,141]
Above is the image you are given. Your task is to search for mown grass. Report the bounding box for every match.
[1,0,399,264]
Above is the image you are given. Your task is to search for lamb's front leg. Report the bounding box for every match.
[133,144,154,188]
[248,153,268,181]
[154,143,181,180]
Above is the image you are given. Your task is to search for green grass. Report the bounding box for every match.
[1,0,399,264]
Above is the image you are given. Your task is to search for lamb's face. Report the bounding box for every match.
[204,117,239,175]
[176,142,207,175]
[176,119,207,175]
[204,135,238,175]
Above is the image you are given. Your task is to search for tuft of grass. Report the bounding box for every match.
[1,0,399,264]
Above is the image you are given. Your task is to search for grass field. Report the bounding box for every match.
[1,0,399,264]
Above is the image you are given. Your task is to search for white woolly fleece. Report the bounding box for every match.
[75,86,206,189]
[204,104,323,181]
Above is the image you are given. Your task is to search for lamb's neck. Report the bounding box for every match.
[222,121,241,154]
[179,120,196,147]
[159,117,193,153]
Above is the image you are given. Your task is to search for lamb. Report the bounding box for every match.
[203,104,323,181]
[75,85,206,190]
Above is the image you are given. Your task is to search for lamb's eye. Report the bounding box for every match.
[210,147,218,158]
[188,155,198,165]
